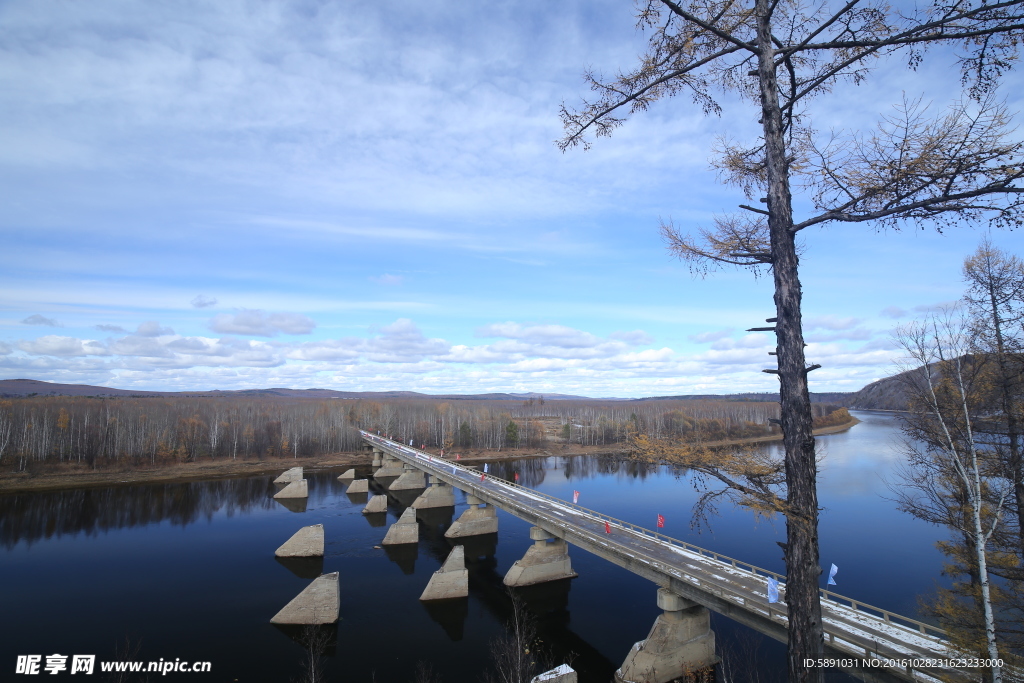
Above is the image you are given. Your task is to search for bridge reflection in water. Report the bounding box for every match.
[360,431,973,683]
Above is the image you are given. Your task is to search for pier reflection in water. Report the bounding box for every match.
[0,415,948,682]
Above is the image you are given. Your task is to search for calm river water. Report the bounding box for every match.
[1,411,949,682]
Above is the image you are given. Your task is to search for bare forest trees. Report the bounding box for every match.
[0,395,848,470]
[559,0,1024,678]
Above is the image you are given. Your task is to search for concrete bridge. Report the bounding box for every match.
[358,431,972,683]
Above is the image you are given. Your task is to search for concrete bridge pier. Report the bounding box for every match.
[445,495,498,538]
[615,589,717,683]
[270,572,340,625]
[503,527,578,587]
[382,507,419,545]
[389,463,427,491]
[420,545,469,601]
[411,475,455,509]
[374,454,404,478]
[274,467,303,484]
[371,448,383,469]
[346,478,369,494]
[362,494,388,515]
[274,479,308,499]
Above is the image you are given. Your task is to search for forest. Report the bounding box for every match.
[0,393,848,471]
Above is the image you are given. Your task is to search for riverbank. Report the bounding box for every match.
[0,416,860,494]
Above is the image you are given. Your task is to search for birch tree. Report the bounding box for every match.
[892,313,1010,680]
[559,1,1024,678]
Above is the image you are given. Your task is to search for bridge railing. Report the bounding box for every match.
[361,432,947,641]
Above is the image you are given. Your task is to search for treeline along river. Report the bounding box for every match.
[1,411,943,682]
[0,395,845,469]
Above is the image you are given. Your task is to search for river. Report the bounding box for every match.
[0,411,949,682]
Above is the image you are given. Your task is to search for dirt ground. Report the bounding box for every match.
[0,416,859,495]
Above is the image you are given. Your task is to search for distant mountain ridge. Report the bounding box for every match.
[640,391,851,404]
[3,377,926,406]
[0,378,861,403]
[0,379,601,401]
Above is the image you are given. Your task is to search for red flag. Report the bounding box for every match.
[514,472,519,482]
[657,513,665,528]
[604,521,611,534]
[456,454,461,461]
[480,473,486,482]
[572,490,579,504]
[440,450,444,457]
[421,444,425,449]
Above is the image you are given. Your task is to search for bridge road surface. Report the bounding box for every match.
[362,432,975,683]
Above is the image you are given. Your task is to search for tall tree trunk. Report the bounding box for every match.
[754,0,824,679]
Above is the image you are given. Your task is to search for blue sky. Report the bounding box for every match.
[3,0,1023,397]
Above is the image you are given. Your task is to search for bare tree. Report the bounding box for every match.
[963,239,1024,556]
[892,312,1010,680]
[559,1,1024,679]
[293,625,333,683]
[484,591,541,683]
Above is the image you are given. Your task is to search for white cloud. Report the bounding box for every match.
[880,306,906,319]
[18,336,108,357]
[609,329,654,345]
[95,324,127,333]
[710,333,772,351]
[191,295,218,308]
[208,310,316,336]
[22,314,60,327]
[135,321,175,337]
[689,329,733,343]
[913,301,962,314]
[366,319,450,363]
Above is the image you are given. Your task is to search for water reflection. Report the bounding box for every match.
[363,512,388,528]
[274,497,308,513]
[450,532,498,560]
[421,598,468,641]
[271,623,339,657]
[464,560,615,681]
[487,454,663,489]
[383,543,418,574]
[344,491,368,505]
[275,556,325,580]
[416,507,454,539]
[386,488,423,508]
[0,476,277,549]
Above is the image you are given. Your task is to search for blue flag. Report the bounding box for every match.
[827,563,838,586]
[767,577,779,604]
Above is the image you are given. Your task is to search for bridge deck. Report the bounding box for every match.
[362,432,974,683]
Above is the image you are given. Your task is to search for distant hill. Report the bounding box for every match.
[640,391,852,404]
[0,379,598,401]
[841,359,978,411]
[844,373,910,411]
[0,379,869,405]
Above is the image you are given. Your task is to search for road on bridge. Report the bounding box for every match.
[362,431,974,683]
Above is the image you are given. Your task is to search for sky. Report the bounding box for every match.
[3,0,1024,397]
